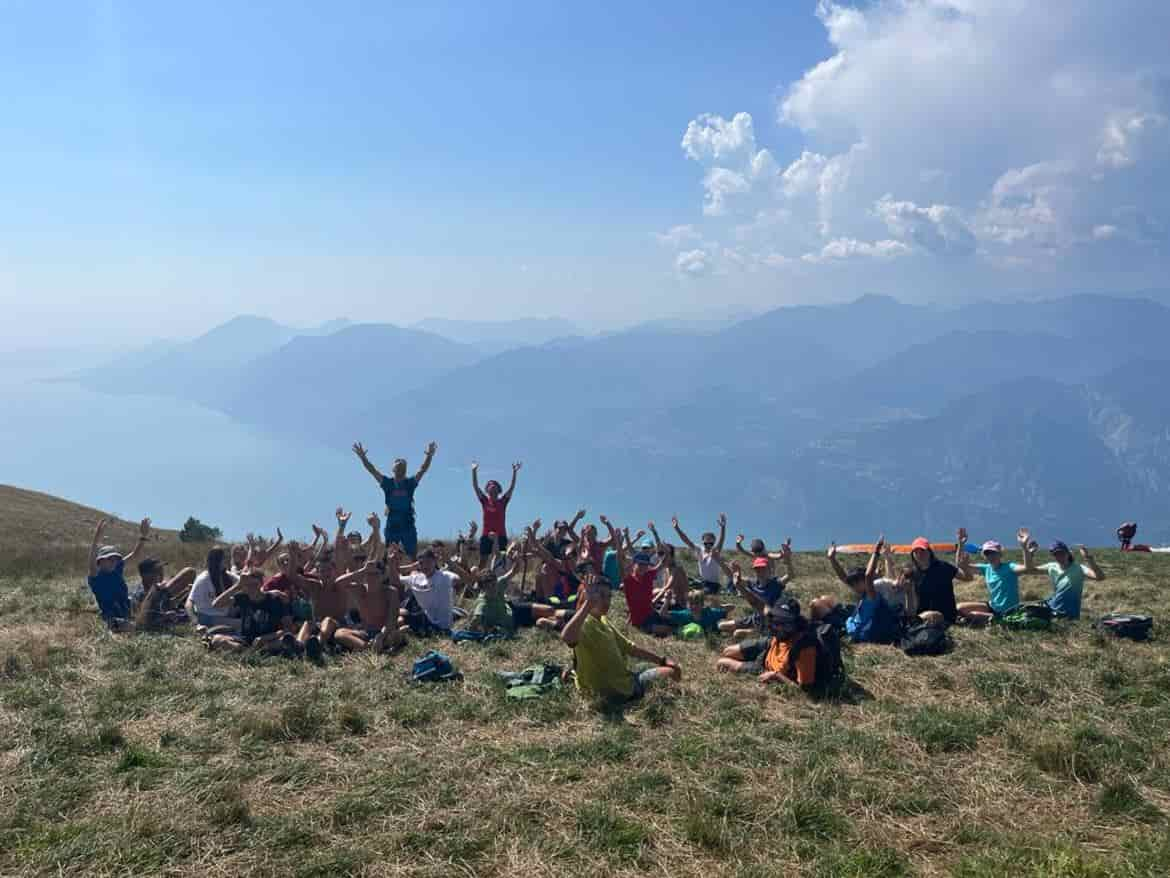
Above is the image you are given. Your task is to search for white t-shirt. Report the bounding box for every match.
[873,577,907,612]
[186,570,238,618]
[697,550,722,584]
[404,569,459,629]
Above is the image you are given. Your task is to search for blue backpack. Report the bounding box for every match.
[411,650,461,683]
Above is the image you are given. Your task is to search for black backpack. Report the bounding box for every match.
[787,623,844,696]
[1095,613,1154,641]
[900,621,952,656]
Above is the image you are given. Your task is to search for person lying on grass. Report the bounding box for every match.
[1018,535,1104,620]
[87,516,152,630]
[671,513,727,594]
[561,575,681,704]
[954,529,1031,624]
[132,557,196,631]
[716,597,818,690]
[207,568,302,656]
[717,544,795,640]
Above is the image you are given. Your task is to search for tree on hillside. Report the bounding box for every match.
[179,516,222,543]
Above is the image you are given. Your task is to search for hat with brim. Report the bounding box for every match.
[1049,541,1070,555]
[95,545,122,562]
[981,540,1003,555]
[911,537,931,552]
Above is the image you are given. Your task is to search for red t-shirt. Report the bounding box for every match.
[480,495,509,538]
[261,572,293,597]
[623,569,657,627]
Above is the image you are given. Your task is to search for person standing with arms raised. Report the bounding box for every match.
[352,440,437,559]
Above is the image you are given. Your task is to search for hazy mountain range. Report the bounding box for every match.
[69,296,1170,543]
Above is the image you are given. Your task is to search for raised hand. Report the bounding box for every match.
[311,523,325,538]
[336,507,351,527]
[958,527,969,545]
[575,508,586,520]
[827,542,837,560]
[367,513,379,528]
[736,533,746,545]
[274,527,283,543]
[718,513,727,528]
[425,441,438,456]
[512,461,522,473]
[647,521,656,532]
[138,517,152,538]
[471,461,479,473]
[599,514,610,526]
[1017,527,1031,546]
[95,517,108,535]
[352,442,367,459]
[874,534,886,552]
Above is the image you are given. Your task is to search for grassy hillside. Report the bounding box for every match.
[0,485,202,576]
[1,491,1169,876]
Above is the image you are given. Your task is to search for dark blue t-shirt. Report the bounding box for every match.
[88,559,130,620]
[750,577,784,607]
[380,475,418,530]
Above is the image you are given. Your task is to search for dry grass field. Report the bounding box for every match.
[2,487,1169,876]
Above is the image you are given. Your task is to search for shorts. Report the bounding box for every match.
[479,533,508,556]
[510,601,536,628]
[736,637,771,674]
[735,612,763,631]
[628,666,667,701]
[384,525,418,558]
[195,611,241,632]
[691,578,722,595]
[637,611,669,633]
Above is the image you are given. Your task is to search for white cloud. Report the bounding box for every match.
[655,224,702,247]
[681,112,757,162]
[675,249,710,276]
[802,238,910,264]
[664,1,1170,292]
[1097,111,1169,169]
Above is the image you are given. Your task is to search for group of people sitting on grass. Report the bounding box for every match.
[85,439,1111,706]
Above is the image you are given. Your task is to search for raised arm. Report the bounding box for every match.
[122,518,152,567]
[352,442,384,484]
[647,521,663,551]
[672,516,697,551]
[566,509,586,540]
[715,513,727,554]
[363,514,383,557]
[601,516,626,579]
[333,507,354,571]
[882,542,895,580]
[863,537,883,599]
[471,461,486,502]
[954,528,974,580]
[88,518,106,577]
[501,461,521,503]
[561,590,592,647]
[777,539,795,586]
[414,441,438,483]
[826,542,850,585]
[1078,546,1105,581]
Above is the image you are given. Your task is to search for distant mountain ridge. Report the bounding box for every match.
[66,294,1170,543]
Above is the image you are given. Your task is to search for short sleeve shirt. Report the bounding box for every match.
[977,562,1021,614]
[380,476,418,530]
[88,560,130,620]
[573,614,636,699]
[1044,562,1085,619]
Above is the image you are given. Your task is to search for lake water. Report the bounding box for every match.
[0,366,506,541]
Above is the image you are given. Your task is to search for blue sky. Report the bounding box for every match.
[2,1,1168,346]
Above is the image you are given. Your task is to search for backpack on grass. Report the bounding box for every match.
[1095,613,1154,641]
[999,602,1054,631]
[411,650,461,683]
[900,622,952,656]
[787,623,845,696]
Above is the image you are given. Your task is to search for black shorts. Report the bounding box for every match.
[479,534,508,556]
[510,601,535,628]
[637,610,669,633]
[737,637,771,674]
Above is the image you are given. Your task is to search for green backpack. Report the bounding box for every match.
[998,603,1054,631]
